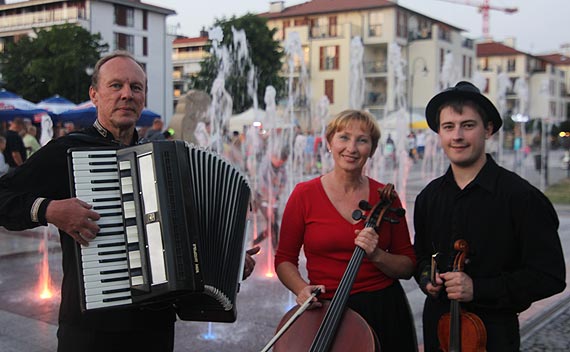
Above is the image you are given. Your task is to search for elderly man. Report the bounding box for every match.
[0,51,258,351]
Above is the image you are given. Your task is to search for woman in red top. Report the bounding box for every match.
[275,109,417,351]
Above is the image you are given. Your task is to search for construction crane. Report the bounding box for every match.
[435,0,518,39]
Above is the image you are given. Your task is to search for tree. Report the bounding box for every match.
[190,14,285,114]
[0,24,108,103]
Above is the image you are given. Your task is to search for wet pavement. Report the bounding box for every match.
[1,149,569,351]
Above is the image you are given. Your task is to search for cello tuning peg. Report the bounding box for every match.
[389,207,406,217]
[358,200,372,211]
[352,209,365,221]
[382,216,400,224]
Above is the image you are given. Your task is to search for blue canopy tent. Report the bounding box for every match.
[0,89,53,121]
[37,95,77,114]
[55,101,160,127]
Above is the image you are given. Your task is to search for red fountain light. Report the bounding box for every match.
[37,234,55,300]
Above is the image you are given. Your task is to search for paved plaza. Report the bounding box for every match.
[0,149,569,351]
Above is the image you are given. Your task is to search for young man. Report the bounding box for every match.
[0,51,258,351]
[414,81,566,351]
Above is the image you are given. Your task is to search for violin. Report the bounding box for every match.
[266,184,403,352]
[437,240,487,352]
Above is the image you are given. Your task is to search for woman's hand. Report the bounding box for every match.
[296,285,326,308]
[354,227,379,257]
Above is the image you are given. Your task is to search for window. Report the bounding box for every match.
[369,11,384,37]
[325,80,334,104]
[507,58,516,72]
[115,5,134,27]
[115,33,134,53]
[320,46,339,70]
[484,78,490,93]
[396,10,407,38]
[282,20,290,40]
[143,37,148,56]
[328,16,337,37]
[143,10,148,30]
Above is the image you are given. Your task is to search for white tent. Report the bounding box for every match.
[229,108,265,132]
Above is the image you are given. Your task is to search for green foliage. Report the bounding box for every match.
[545,178,570,204]
[0,24,108,103]
[190,13,285,114]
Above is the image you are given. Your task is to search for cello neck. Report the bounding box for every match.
[309,246,366,352]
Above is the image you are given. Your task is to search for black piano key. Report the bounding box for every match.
[101,276,130,283]
[103,294,132,303]
[98,250,126,256]
[93,197,122,203]
[99,257,127,264]
[93,204,122,210]
[91,186,121,192]
[100,211,123,217]
[89,168,118,173]
[98,242,125,248]
[102,287,131,295]
[100,268,129,275]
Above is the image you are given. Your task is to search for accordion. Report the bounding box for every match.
[68,140,251,322]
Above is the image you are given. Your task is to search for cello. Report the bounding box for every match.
[437,239,487,352]
[268,184,404,352]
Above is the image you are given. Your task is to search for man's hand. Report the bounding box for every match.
[439,271,474,302]
[242,246,261,280]
[45,198,100,246]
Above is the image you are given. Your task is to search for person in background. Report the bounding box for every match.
[252,145,289,252]
[22,124,41,157]
[414,81,566,351]
[275,109,417,352]
[0,136,9,177]
[145,117,164,140]
[3,117,26,171]
[0,51,259,352]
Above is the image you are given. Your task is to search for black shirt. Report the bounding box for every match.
[0,121,175,331]
[3,129,26,167]
[413,155,566,350]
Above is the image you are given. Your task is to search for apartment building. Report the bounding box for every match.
[259,0,476,127]
[0,0,175,123]
[477,40,570,124]
[172,30,209,109]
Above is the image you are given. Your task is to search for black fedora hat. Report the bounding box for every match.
[425,81,502,134]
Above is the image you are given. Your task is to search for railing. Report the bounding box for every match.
[172,51,206,61]
[310,24,342,39]
[364,61,387,74]
[0,7,86,30]
[408,30,432,41]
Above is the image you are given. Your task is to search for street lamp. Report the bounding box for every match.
[409,57,428,131]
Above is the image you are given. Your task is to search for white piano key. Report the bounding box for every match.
[86,297,132,310]
[81,251,127,263]
[85,285,131,301]
[76,189,121,198]
[82,258,128,269]
[74,182,121,190]
[72,150,117,157]
[84,271,130,285]
[82,263,127,276]
[74,170,119,178]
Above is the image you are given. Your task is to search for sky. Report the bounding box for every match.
[152,0,569,55]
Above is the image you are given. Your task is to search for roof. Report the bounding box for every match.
[260,0,393,18]
[536,53,570,66]
[0,0,176,16]
[258,0,464,31]
[477,41,526,57]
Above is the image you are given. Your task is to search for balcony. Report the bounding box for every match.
[310,25,342,39]
[364,60,387,74]
[0,7,87,31]
[172,51,207,61]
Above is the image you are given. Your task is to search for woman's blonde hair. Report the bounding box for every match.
[325,109,381,156]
